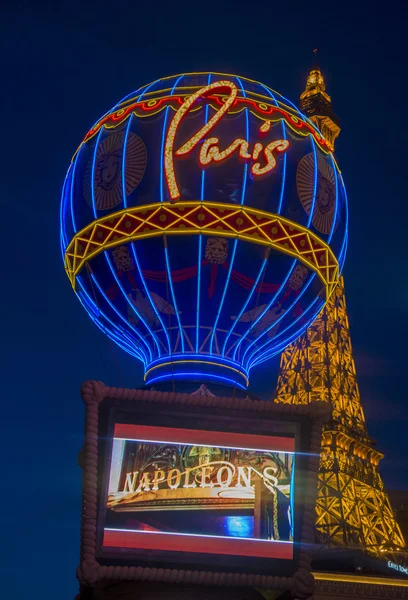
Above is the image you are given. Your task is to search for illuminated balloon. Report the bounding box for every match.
[61,72,347,388]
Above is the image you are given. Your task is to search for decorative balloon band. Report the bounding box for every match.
[79,90,332,155]
[144,357,249,389]
[64,201,340,297]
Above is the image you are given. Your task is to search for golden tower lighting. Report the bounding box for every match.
[275,64,406,559]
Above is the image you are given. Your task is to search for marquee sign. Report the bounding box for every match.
[104,424,295,559]
[77,380,330,597]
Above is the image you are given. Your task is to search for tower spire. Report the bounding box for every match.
[275,278,406,555]
[273,59,407,559]
[300,53,341,150]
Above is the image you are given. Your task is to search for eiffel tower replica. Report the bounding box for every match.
[275,59,406,560]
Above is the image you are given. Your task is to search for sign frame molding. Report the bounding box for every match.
[78,380,330,596]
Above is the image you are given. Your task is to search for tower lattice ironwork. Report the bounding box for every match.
[275,277,405,555]
[275,64,406,558]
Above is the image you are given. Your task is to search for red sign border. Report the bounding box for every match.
[113,422,295,453]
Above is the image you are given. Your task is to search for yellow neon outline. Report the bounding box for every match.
[117,85,314,131]
[64,201,340,299]
[73,94,335,165]
[165,81,238,200]
[82,71,330,154]
[84,95,330,154]
[116,71,300,110]
[144,359,249,386]
[312,571,408,588]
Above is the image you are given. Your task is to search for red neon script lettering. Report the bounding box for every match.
[164,80,289,201]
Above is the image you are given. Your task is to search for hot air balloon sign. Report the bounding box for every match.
[61,73,347,388]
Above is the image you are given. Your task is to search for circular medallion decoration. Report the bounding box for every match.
[84,131,147,210]
[296,153,336,234]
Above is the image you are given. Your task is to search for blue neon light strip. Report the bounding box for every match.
[339,234,348,271]
[129,243,170,356]
[89,80,144,130]
[208,76,247,355]
[90,127,104,219]
[307,136,318,229]
[116,77,161,107]
[88,105,159,360]
[160,75,183,203]
[87,272,151,363]
[338,173,348,270]
[244,267,318,366]
[223,83,288,361]
[196,73,212,354]
[328,153,339,243]
[243,271,317,369]
[91,314,143,361]
[145,359,248,387]
[252,301,322,368]
[255,289,323,363]
[78,283,100,318]
[83,275,148,364]
[263,84,323,140]
[233,76,317,362]
[277,90,318,133]
[164,245,185,353]
[146,353,249,376]
[95,316,144,361]
[290,454,295,541]
[228,83,324,368]
[221,257,267,357]
[146,371,246,391]
[77,277,146,364]
[232,259,297,362]
[196,235,203,353]
[260,83,278,106]
[277,121,287,215]
[95,118,161,359]
[121,113,133,209]
[60,164,72,256]
[200,72,212,201]
[209,238,237,355]
[112,437,293,455]
[69,144,84,234]
[246,136,319,362]
[252,302,322,368]
[124,80,170,355]
[103,251,161,357]
[105,527,292,543]
[122,77,157,208]
[122,77,159,128]
[247,295,320,369]
[89,313,141,360]
[259,83,287,215]
[236,76,250,207]
[158,76,185,356]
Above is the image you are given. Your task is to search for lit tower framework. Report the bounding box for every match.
[299,56,340,151]
[275,64,406,556]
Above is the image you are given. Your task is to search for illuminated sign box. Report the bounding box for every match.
[79,381,330,596]
[104,424,295,560]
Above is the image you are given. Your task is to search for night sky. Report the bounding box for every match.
[2,1,407,597]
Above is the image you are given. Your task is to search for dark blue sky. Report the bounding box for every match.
[2,0,407,597]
